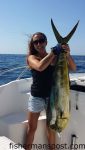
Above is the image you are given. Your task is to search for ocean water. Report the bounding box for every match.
[0,54,85,85]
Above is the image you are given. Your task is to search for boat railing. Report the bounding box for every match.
[0,65,29,80]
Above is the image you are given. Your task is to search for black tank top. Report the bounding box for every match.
[31,65,55,98]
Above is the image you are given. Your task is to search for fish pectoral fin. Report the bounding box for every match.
[58,112,69,119]
[50,120,55,125]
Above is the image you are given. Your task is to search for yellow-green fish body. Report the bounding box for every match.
[48,52,70,132]
[47,19,79,132]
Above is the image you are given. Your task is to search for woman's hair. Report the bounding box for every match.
[28,32,47,56]
[27,32,47,65]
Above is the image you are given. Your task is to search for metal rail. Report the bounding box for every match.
[0,65,29,80]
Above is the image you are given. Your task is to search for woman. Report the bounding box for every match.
[25,32,76,150]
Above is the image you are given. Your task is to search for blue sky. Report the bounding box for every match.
[0,0,85,55]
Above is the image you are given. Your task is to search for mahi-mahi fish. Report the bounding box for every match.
[47,19,79,132]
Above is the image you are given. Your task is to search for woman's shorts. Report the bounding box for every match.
[28,93,49,113]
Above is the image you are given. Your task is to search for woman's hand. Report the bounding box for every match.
[51,43,70,58]
[51,44,63,55]
[51,43,76,71]
[61,44,70,58]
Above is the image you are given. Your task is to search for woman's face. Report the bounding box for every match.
[32,34,47,54]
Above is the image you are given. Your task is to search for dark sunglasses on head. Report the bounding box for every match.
[33,38,45,45]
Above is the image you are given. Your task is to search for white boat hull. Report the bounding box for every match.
[0,76,85,149]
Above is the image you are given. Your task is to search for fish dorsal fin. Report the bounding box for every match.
[51,19,79,44]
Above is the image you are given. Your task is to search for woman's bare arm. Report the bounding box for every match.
[27,52,55,71]
[67,55,76,71]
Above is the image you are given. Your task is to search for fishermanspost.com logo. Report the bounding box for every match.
[9,142,85,149]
